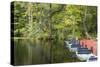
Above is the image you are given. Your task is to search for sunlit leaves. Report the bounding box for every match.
[12,2,97,39]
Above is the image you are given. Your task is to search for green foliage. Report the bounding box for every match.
[12,2,97,40]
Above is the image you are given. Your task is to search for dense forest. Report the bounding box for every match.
[11,2,97,40]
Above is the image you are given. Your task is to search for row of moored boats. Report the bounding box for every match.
[64,39,97,62]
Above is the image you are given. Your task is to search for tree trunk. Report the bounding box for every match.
[82,6,92,39]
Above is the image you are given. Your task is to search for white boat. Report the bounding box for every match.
[86,54,97,62]
[64,40,81,52]
[64,41,72,49]
[70,44,81,52]
[76,47,92,61]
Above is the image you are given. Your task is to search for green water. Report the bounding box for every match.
[13,39,81,65]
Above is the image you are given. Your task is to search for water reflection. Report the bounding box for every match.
[14,39,81,65]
